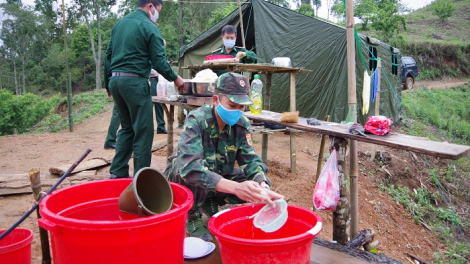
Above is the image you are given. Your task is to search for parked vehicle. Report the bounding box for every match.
[401,56,419,90]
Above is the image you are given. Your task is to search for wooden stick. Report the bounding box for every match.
[28,169,52,264]
[369,59,382,162]
[315,115,330,183]
[237,0,246,48]
[289,72,296,174]
[405,252,431,264]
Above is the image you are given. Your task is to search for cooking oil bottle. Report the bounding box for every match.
[249,75,263,115]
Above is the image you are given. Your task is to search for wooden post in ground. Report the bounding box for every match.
[346,0,359,239]
[289,72,296,174]
[261,73,272,164]
[237,0,246,48]
[331,137,350,245]
[369,59,381,162]
[316,115,330,183]
[28,169,51,264]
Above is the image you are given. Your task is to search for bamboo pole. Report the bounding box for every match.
[289,72,296,174]
[346,0,359,239]
[261,73,271,164]
[316,115,330,183]
[67,73,73,132]
[332,138,350,245]
[28,169,52,264]
[369,59,381,162]
[237,0,246,48]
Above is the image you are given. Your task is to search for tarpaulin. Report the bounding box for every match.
[178,0,402,124]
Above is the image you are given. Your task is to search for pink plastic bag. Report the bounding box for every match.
[313,149,340,211]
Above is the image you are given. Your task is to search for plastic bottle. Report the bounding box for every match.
[157,77,167,97]
[167,81,176,96]
[250,75,263,115]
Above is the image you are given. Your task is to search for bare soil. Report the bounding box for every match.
[412,78,468,90]
[2,81,463,263]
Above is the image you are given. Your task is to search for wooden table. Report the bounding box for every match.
[153,97,470,160]
[183,63,311,173]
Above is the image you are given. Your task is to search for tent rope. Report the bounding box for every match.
[244,1,253,42]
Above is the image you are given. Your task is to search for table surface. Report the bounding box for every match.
[183,63,311,74]
[152,97,470,160]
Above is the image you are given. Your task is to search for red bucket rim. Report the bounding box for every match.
[208,204,322,246]
[0,228,33,254]
[39,179,193,229]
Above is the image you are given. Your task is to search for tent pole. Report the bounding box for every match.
[346,0,359,240]
[237,0,246,48]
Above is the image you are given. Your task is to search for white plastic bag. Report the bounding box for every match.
[313,149,340,211]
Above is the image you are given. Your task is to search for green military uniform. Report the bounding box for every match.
[106,9,178,178]
[103,57,120,148]
[212,46,257,76]
[149,77,167,133]
[164,73,270,214]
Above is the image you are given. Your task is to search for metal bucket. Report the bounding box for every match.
[118,167,173,216]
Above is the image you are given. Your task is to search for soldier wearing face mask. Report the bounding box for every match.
[105,0,185,179]
[211,25,257,76]
[164,73,283,242]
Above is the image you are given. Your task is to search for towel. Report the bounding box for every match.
[362,71,371,115]
[371,67,379,102]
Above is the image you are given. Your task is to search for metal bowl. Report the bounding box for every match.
[192,82,215,97]
[178,80,193,95]
[271,57,292,68]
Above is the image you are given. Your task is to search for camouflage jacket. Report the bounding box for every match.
[172,104,267,191]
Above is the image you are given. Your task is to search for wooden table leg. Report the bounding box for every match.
[161,104,174,158]
[167,105,175,158]
[262,133,268,163]
[289,72,297,174]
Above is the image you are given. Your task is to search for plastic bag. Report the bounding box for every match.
[313,150,340,211]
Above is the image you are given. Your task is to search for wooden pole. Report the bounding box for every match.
[346,0,359,239]
[237,0,246,48]
[28,169,52,264]
[261,73,272,164]
[289,72,296,174]
[262,133,268,163]
[369,59,381,162]
[316,115,330,183]
[332,137,350,245]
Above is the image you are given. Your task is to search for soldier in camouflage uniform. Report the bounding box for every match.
[164,72,283,241]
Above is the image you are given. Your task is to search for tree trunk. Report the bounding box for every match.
[93,0,102,90]
[178,0,184,48]
[12,51,19,95]
[332,137,350,245]
[22,56,26,94]
[85,15,97,91]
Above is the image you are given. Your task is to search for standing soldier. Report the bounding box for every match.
[164,73,283,241]
[106,0,184,179]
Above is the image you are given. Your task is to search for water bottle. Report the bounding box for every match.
[157,77,168,97]
[250,75,263,115]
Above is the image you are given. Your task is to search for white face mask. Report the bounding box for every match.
[150,6,159,23]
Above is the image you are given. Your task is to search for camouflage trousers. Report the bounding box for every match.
[164,156,269,215]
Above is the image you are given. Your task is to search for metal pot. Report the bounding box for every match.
[178,80,193,95]
[192,82,216,97]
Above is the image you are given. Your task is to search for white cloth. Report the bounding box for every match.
[362,70,371,115]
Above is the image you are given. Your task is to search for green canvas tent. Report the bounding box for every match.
[178,0,402,124]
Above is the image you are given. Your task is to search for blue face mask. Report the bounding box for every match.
[217,102,243,127]
[223,39,236,49]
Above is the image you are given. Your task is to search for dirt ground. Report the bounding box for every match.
[409,78,468,90]
[2,80,464,263]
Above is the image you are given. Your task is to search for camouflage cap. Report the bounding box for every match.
[215,72,253,105]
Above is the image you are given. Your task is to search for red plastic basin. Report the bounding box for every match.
[0,228,33,264]
[38,179,193,264]
[209,204,322,264]
[205,54,233,61]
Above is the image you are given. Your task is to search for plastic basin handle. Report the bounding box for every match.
[307,222,322,237]
[38,218,57,232]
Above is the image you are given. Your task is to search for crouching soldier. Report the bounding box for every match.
[164,72,283,241]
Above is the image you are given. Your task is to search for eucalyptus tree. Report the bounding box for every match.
[70,0,117,90]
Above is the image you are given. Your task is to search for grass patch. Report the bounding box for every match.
[32,90,113,133]
[393,83,470,262]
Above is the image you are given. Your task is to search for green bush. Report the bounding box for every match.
[0,90,60,135]
[431,0,456,22]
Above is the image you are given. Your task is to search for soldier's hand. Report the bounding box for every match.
[174,76,185,89]
[236,52,246,59]
[234,181,284,208]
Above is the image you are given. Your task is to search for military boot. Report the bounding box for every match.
[186,212,213,242]
[201,197,219,217]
